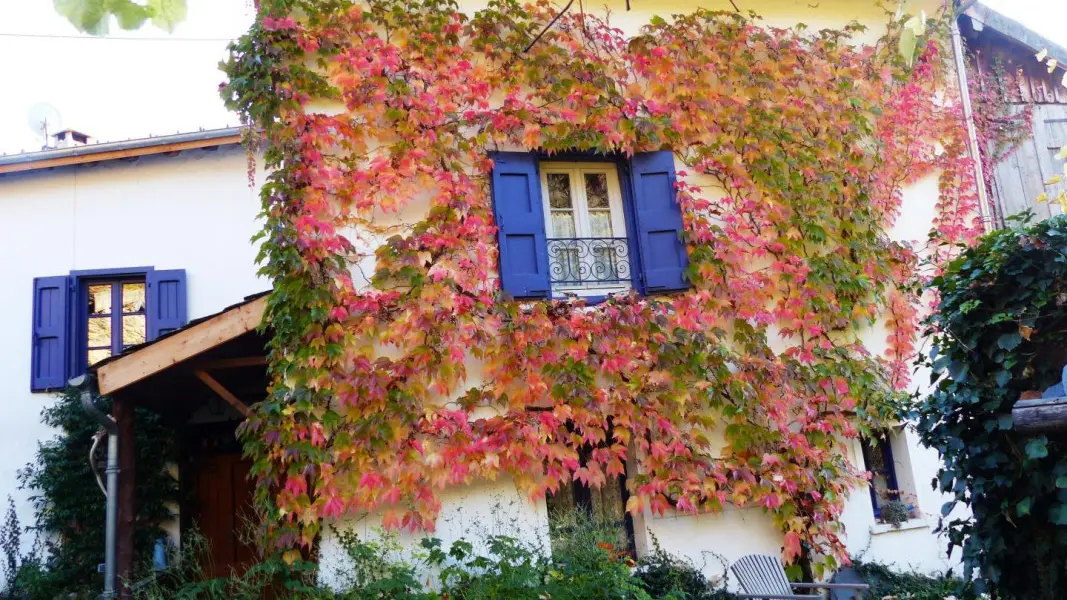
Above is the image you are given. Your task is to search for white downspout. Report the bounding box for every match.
[950,1,994,232]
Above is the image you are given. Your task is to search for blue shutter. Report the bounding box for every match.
[31,276,71,391]
[147,269,187,340]
[490,152,551,298]
[630,151,689,292]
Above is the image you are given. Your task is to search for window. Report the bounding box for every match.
[546,448,636,556]
[861,432,919,524]
[491,151,688,299]
[542,163,630,291]
[31,268,187,391]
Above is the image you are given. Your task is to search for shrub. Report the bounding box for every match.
[633,536,733,600]
[915,215,1067,598]
[18,387,179,597]
[851,560,978,600]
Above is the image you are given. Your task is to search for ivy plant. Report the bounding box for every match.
[220,0,987,574]
[915,214,1067,599]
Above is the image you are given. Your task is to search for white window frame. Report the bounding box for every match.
[539,162,631,295]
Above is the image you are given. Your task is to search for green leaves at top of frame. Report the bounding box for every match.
[53,0,187,36]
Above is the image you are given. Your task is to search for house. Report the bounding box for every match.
[0,128,266,579]
[961,5,1067,224]
[0,0,983,595]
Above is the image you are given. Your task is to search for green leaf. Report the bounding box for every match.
[997,332,1023,351]
[998,413,1013,430]
[941,501,956,517]
[1017,497,1032,516]
[1050,503,1067,525]
[1026,437,1049,459]
[147,0,187,32]
[54,0,110,35]
[1057,475,1067,489]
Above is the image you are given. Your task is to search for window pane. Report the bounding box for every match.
[87,316,112,348]
[88,349,111,365]
[122,283,145,313]
[551,212,577,238]
[123,315,146,346]
[584,173,610,209]
[589,211,614,237]
[547,173,573,209]
[88,284,112,315]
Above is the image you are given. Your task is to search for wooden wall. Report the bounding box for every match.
[966,26,1067,225]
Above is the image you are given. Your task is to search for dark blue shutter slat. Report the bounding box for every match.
[490,152,551,298]
[630,151,689,292]
[31,276,70,391]
[147,269,187,340]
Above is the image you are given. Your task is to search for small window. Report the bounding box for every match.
[541,163,630,293]
[546,446,636,556]
[862,432,920,525]
[31,268,187,391]
[83,279,147,367]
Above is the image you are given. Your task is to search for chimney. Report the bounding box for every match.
[50,129,92,149]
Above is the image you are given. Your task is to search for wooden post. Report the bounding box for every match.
[1012,396,1067,434]
[112,396,136,600]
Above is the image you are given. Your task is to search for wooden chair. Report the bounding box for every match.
[730,554,870,599]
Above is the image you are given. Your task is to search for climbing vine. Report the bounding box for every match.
[221,0,979,571]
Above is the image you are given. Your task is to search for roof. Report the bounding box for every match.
[91,291,269,396]
[965,5,1067,72]
[0,126,244,176]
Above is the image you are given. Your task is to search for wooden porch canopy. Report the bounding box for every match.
[92,291,271,422]
[85,292,271,598]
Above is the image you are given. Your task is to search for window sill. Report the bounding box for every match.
[870,517,929,535]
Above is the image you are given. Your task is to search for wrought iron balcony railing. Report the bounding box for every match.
[546,237,631,286]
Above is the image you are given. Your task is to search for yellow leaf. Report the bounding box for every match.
[1049,59,1059,74]
[1046,175,1065,185]
[1056,146,1067,160]
[1036,192,1049,204]
[1020,325,1034,341]
[1037,48,1049,62]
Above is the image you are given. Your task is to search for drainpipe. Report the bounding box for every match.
[951,0,993,232]
[70,374,118,600]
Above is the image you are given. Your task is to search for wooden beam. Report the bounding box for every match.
[0,134,242,175]
[192,370,254,419]
[197,356,268,369]
[1012,396,1067,434]
[97,295,267,396]
[113,397,136,600]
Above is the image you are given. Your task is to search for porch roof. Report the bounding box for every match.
[89,291,270,421]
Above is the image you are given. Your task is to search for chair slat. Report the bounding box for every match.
[731,553,796,598]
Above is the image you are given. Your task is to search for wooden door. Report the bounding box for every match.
[191,453,257,578]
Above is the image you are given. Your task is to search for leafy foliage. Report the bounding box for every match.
[220,0,981,572]
[136,513,734,599]
[851,559,978,600]
[914,214,1067,599]
[52,0,188,35]
[16,387,179,597]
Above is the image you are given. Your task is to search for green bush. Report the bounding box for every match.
[915,214,1067,599]
[851,560,978,600]
[12,387,179,599]
[131,512,737,600]
[634,536,733,600]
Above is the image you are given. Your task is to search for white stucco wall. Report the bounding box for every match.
[0,145,265,555]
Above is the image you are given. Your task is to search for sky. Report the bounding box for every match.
[0,0,1064,155]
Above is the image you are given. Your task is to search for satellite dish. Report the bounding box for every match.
[27,103,63,149]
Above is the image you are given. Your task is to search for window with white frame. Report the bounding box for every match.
[540,163,630,291]
[490,151,689,300]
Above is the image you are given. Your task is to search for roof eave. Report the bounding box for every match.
[0,127,245,176]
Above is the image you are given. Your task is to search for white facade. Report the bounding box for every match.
[0,143,266,554]
[0,0,967,585]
